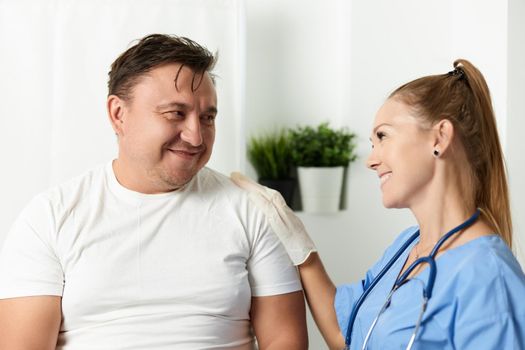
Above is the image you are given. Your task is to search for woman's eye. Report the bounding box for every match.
[376,131,386,140]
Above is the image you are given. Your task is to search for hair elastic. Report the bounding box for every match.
[448,67,465,79]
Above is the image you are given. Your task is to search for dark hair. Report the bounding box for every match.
[108,34,217,100]
[390,59,512,247]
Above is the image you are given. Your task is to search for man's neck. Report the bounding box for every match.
[112,158,182,194]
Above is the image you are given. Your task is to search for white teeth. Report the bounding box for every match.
[380,173,392,185]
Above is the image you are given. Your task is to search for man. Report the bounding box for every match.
[0,34,307,349]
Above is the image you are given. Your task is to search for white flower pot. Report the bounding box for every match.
[297,166,344,213]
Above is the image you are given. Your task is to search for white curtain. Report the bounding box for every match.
[0,0,246,246]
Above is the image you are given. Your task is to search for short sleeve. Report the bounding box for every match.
[335,281,366,337]
[451,242,525,349]
[246,215,301,297]
[0,195,64,298]
[335,226,419,337]
[454,312,525,349]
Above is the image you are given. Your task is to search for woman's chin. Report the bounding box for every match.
[382,196,404,209]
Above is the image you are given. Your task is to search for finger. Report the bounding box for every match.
[248,191,272,215]
[230,172,274,201]
[230,173,289,213]
[230,172,260,191]
[269,189,287,208]
[230,171,253,184]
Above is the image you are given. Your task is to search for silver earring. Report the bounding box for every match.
[433,149,440,157]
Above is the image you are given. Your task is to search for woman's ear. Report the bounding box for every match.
[432,119,454,157]
[107,95,126,136]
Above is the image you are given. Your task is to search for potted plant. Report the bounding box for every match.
[247,129,295,206]
[289,122,357,213]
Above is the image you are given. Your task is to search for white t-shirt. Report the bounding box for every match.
[0,162,301,349]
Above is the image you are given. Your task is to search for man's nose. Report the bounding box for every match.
[180,115,203,147]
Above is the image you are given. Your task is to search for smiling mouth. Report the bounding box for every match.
[379,172,392,186]
[168,149,201,160]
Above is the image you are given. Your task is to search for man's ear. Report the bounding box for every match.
[432,119,454,157]
[107,95,126,136]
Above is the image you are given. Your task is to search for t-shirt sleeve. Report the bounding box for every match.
[245,205,301,297]
[0,195,64,298]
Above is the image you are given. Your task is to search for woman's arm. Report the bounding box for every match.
[230,173,345,349]
[299,253,345,350]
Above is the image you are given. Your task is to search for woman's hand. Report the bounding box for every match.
[230,172,316,265]
[230,172,345,349]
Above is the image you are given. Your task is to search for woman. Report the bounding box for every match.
[232,59,525,349]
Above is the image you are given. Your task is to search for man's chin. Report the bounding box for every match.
[159,168,200,190]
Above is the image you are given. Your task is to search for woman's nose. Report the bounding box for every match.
[366,149,380,170]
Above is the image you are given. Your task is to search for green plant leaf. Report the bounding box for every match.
[289,122,358,167]
[247,129,293,180]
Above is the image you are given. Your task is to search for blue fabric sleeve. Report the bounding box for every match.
[334,226,419,337]
[450,239,525,349]
[454,312,525,349]
[334,280,366,337]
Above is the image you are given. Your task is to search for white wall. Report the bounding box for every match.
[246,1,515,348]
[507,0,525,264]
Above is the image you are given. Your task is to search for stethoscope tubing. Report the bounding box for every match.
[344,231,419,346]
[344,209,481,348]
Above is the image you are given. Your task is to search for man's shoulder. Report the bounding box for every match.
[193,168,261,219]
[14,163,109,232]
[34,163,108,207]
[197,167,230,183]
[196,167,246,196]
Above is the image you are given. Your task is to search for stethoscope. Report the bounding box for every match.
[344,209,481,350]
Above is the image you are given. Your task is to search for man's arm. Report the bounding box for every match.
[250,290,308,350]
[0,296,61,350]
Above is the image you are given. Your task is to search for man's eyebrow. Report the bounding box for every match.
[155,102,188,111]
[204,106,218,115]
[155,102,218,115]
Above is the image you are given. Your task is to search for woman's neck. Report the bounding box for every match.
[410,169,477,249]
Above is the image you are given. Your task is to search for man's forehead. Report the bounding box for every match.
[138,64,214,92]
[148,63,207,79]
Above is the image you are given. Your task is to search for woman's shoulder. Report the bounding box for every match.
[437,235,525,316]
[444,235,524,279]
[427,235,525,349]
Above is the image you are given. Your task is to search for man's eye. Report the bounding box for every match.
[164,111,183,120]
[201,115,216,124]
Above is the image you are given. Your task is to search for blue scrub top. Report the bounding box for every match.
[335,226,525,349]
